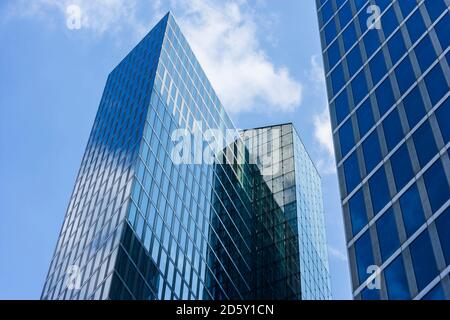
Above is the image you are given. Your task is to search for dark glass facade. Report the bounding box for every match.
[41,12,331,300]
[316,0,450,299]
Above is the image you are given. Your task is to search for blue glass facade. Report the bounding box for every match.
[316,0,450,299]
[42,12,331,300]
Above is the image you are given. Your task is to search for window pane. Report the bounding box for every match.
[343,22,357,51]
[347,45,363,77]
[399,183,425,237]
[369,50,387,86]
[388,30,406,65]
[338,1,352,28]
[376,208,400,262]
[357,99,375,137]
[435,207,450,265]
[398,0,416,17]
[434,13,449,49]
[331,63,345,95]
[325,19,337,44]
[354,230,375,285]
[362,130,382,174]
[349,188,368,236]
[327,40,340,69]
[405,9,426,44]
[339,118,355,157]
[383,109,403,152]
[423,159,450,213]
[384,255,410,300]
[334,89,350,125]
[403,85,426,128]
[369,167,390,214]
[395,57,415,95]
[390,144,414,191]
[375,78,395,116]
[423,0,447,20]
[425,63,448,107]
[412,120,438,168]
[435,97,449,144]
[363,28,381,59]
[381,6,398,38]
[351,71,369,106]
[410,230,439,291]
[344,152,361,194]
[414,35,436,74]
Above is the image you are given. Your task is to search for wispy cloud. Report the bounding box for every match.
[5,0,303,115]
[308,55,336,175]
[328,245,348,262]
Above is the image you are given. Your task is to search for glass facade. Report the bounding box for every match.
[316,0,450,299]
[41,12,331,300]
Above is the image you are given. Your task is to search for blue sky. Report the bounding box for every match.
[0,0,352,299]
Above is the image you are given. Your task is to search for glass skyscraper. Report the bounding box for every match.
[316,0,449,299]
[41,12,331,300]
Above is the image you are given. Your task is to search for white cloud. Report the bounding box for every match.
[6,0,303,114]
[171,0,302,113]
[328,245,347,262]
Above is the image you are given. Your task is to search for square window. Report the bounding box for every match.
[435,207,450,265]
[349,189,368,236]
[435,97,449,144]
[354,230,375,285]
[414,35,436,74]
[412,121,438,168]
[395,56,415,95]
[343,23,358,51]
[399,183,425,237]
[356,99,375,137]
[334,89,350,125]
[384,255,410,299]
[344,152,361,194]
[369,166,390,214]
[388,30,407,65]
[410,230,439,291]
[403,85,426,128]
[424,63,448,107]
[376,208,400,262]
[423,159,450,213]
[390,144,414,191]
[363,28,381,59]
[331,63,346,95]
[382,109,403,152]
[369,50,387,86]
[362,130,382,174]
[375,78,395,116]
[434,13,449,49]
[405,9,426,44]
[347,45,363,77]
[424,0,447,20]
[339,118,355,157]
[351,71,369,106]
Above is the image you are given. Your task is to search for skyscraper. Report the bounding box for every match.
[41,12,331,300]
[316,0,449,299]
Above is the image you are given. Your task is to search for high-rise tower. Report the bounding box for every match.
[316,0,449,299]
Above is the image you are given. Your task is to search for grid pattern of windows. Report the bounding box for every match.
[242,124,332,300]
[317,0,450,300]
